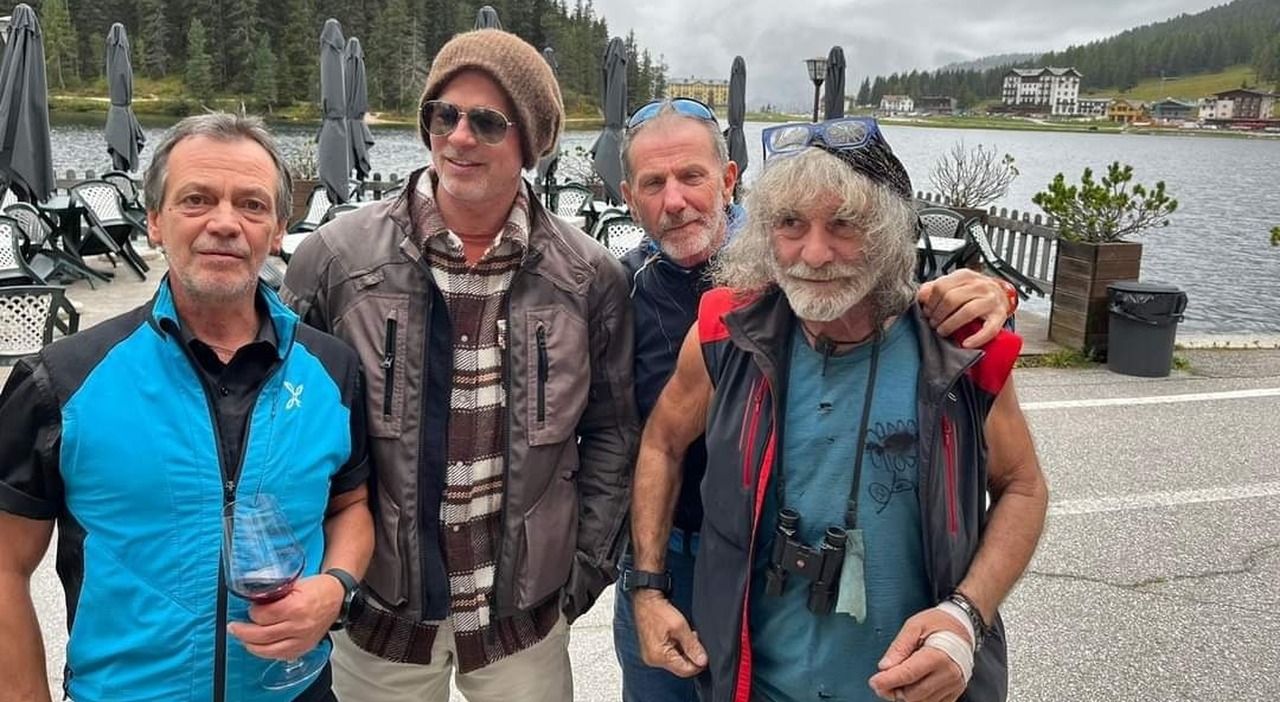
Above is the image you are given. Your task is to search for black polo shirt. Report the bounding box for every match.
[177,305,281,484]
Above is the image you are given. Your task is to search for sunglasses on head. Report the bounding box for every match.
[761,117,882,160]
[626,97,718,130]
[420,99,516,145]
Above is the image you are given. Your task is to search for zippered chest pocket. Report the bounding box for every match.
[525,305,590,446]
[335,293,412,438]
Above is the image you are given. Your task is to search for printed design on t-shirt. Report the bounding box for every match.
[866,419,919,513]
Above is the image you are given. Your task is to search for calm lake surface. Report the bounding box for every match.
[49,117,1280,333]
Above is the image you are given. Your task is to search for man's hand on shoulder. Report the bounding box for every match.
[917,269,1013,348]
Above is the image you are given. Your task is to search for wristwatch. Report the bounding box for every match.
[620,568,672,597]
[325,567,360,631]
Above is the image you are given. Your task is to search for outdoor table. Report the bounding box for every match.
[36,195,112,283]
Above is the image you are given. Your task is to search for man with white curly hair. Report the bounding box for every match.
[629,116,1048,702]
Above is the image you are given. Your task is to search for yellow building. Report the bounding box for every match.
[1107,99,1148,124]
[665,78,731,111]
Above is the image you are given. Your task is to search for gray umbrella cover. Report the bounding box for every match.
[344,37,374,181]
[474,6,503,29]
[317,19,350,204]
[590,36,627,205]
[823,45,846,120]
[536,46,560,190]
[726,55,748,180]
[104,23,146,172]
[0,4,56,201]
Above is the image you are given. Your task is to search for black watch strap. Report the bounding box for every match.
[622,568,672,596]
[946,590,988,652]
[325,567,359,631]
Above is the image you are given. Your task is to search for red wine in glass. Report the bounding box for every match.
[223,493,327,690]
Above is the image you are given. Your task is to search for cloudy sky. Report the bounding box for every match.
[589,0,1228,109]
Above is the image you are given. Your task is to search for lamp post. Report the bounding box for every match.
[805,57,827,123]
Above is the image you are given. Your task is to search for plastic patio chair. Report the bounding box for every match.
[963,218,1046,299]
[0,285,72,364]
[102,170,148,229]
[916,207,978,280]
[594,215,647,258]
[4,203,108,287]
[68,180,150,280]
[289,184,333,235]
[549,183,592,218]
[0,214,51,285]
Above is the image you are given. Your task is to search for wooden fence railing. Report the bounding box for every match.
[915,191,1061,292]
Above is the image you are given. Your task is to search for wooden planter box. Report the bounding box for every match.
[1048,240,1142,358]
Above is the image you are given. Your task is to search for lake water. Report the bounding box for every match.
[48,117,1280,333]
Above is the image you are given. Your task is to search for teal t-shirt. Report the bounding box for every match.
[750,316,932,702]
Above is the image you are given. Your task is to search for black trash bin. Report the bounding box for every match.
[1107,281,1187,377]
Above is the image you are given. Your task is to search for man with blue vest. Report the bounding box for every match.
[614,103,1026,702]
[0,113,373,702]
[628,117,1047,702]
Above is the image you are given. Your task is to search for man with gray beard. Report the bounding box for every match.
[616,104,1025,702]
[629,117,1047,702]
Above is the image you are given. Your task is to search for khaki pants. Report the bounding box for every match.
[331,615,573,702]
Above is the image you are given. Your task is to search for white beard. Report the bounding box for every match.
[774,261,878,322]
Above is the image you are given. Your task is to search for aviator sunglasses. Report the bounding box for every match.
[761,117,882,160]
[627,96,719,130]
[420,99,517,145]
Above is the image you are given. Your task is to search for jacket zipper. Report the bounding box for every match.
[381,318,398,419]
[176,337,283,702]
[490,265,526,634]
[535,324,548,423]
[942,416,959,535]
[736,377,776,702]
[740,379,764,487]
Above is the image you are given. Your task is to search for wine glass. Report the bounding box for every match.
[222,493,327,690]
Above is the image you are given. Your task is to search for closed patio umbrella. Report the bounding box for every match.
[344,36,374,183]
[474,6,502,29]
[0,4,56,201]
[317,18,350,204]
[104,23,145,172]
[823,45,846,119]
[726,56,748,189]
[536,46,560,205]
[590,36,626,205]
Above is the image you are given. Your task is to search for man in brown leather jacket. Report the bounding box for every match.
[281,29,637,702]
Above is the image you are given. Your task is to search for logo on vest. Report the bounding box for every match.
[284,382,304,410]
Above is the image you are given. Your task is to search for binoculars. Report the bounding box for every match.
[763,507,846,615]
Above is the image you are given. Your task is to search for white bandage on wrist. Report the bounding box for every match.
[923,630,974,683]
[935,601,976,649]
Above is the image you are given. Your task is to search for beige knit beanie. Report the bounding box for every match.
[420,29,564,170]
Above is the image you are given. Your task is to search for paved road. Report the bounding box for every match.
[15,255,1280,700]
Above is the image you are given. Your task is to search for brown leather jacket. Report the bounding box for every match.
[280,172,637,623]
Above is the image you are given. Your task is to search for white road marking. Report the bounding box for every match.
[1023,388,1280,411]
[1049,481,1280,517]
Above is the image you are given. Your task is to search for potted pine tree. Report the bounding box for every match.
[1033,162,1177,358]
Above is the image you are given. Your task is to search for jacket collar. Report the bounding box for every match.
[723,286,983,396]
[388,166,596,298]
[147,276,298,359]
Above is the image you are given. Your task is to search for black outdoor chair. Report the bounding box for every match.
[102,170,148,228]
[963,218,1046,299]
[0,285,77,364]
[916,207,978,280]
[5,203,109,286]
[0,213,53,285]
[68,180,150,281]
[289,184,333,235]
[549,183,593,218]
